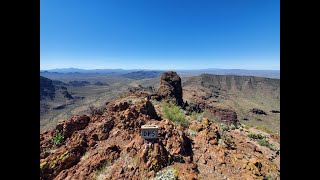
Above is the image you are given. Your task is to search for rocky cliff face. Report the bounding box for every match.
[184,93,239,124]
[157,71,184,106]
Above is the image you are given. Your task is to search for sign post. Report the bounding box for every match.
[141,125,158,140]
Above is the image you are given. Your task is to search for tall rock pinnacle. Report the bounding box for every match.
[157,71,183,106]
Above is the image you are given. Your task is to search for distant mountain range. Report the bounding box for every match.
[40,68,280,79]
[40,68,129,74]
[177,69,280,79]
[121,70,165,79]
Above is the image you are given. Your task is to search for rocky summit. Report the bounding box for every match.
[40,71,280,180]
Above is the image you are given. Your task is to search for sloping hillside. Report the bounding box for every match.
[40,76,73,100]
[40,76,74,113]
[183,74,280,134]
[40,76,84,129]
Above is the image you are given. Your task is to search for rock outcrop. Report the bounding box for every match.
[40,93,200,179]
[140,100,160,120]
[183,95,238,124]
[157,71,183,106]
[250,108,267,115]
[205,105,238,124]
[62,91,73,99]
[55,115,91,139]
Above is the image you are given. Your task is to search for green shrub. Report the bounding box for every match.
[248,132,276,150]
[128,99,132,104]
[162,101,188,126]
[218,139,226,146]
[167,154,172,165]
[95,161,109,178]
[51,131,64,145]
[239,123,245,128]
[263,174,273,180]
[248,132,265,139]
[257,138,274,149]
[220,123,229,131]
[190,111,203,121]
[230,124,236,130]
[188,129,196,137]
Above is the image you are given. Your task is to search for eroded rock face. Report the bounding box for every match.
[157,71,184,106]
[139,100,160,120]
[55,115,91,139]
[40,131,88,180]
[40,115,90,156]
[55,145,121,180]
[111,101,129,111]
[206,105,238,124]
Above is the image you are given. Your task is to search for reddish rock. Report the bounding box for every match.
[202,118,209,127]
[176,163,199,179]
[54,145,121,180]
[189,123,203,132]
[40,88,279,180]
[147,170,155,178]
[157,71,184,106]
[205,105,238,124]
[139,100,159,120]
[55,115,90,139]
[112,101,129,111]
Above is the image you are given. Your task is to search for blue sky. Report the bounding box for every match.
[40,0,279,70]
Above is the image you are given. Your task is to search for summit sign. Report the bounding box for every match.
[141,125,158,139]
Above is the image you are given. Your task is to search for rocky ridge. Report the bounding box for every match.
[40,72,280,180]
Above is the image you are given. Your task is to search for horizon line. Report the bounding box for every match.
[40,67,280,71]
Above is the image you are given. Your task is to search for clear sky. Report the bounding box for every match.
[40,0,279,70]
